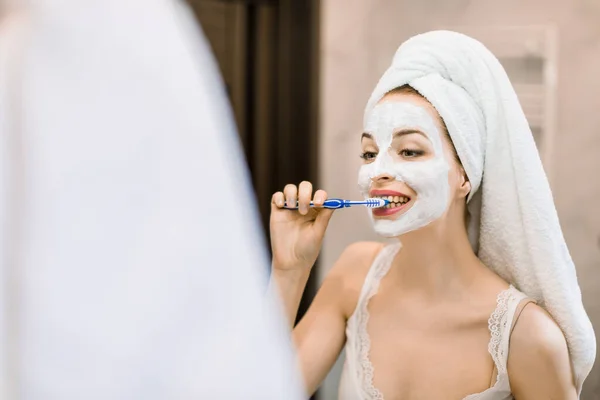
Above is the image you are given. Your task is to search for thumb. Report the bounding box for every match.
[313,208,335,235]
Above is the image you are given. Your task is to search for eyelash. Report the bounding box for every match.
[359,151,378,161]
[359,149,425,161]
[399,149,425,158]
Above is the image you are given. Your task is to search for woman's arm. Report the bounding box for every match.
[271,267,312,328]
[508,304,577,399]
[272,241,381,396]
[268,181,381,394]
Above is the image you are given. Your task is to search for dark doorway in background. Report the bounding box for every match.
[187,0,321,397]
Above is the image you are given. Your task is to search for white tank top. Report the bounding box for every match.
[338,243,532,400]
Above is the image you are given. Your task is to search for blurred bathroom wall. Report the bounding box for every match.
[319,0,600,399]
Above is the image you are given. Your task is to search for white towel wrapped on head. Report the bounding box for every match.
[365,30,595,392]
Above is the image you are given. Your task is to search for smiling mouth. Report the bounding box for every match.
[370,194,412,217]
[373,195,410,208]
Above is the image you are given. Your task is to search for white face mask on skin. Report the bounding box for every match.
[358,102,450,237]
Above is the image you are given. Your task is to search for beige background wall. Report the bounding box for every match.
[318,0,600,398]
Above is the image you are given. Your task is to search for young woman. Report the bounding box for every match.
[270,31,595,400]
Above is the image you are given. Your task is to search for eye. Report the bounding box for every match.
[360,151,378,161]
[399,149,425,158]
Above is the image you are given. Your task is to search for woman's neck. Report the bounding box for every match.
[389,213,486,298]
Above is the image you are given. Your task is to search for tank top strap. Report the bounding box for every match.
[355,242,402,308]
[487,285,534,376]
[345,242,402,400]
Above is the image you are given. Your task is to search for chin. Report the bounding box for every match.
[370,209,443,239]
[371,219,411,238]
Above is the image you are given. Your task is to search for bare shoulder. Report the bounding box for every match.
[508,302,577,398]
[328,241,383,285]
[510,303,568,355]
[322,241,384,319]
[332,241,383,272]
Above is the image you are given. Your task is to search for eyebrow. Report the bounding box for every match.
[361,129,426,140]
[393,129,427,139]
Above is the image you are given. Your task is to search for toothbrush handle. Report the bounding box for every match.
[284,198,348,210]
[322,199,348,209]
[283,198,386,210]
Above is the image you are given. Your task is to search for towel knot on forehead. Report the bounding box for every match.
[364,30,595,393]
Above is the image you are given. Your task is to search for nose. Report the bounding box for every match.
[371,173,395,184]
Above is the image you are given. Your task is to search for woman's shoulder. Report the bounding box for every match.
[507,302,575,397]
[331,241,385,281]
[337,241,385,268]
[323,241,385,318]
[509,302,569,362]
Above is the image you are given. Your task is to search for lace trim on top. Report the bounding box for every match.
[462,285,521,400]
[487,285,517,375]
[354,243,519,400]
[355,243,401,400]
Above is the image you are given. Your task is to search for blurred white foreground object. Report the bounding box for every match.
[0,0,302,398]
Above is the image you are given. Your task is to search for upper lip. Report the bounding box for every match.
[369,189,410,198]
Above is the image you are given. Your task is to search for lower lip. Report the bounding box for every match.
[372,201,411,217]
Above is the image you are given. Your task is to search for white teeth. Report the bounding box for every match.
[372,195,411,207]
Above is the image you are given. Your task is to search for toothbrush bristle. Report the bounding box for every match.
[366,197,389,208]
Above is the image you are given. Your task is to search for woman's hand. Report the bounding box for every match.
[270,181,335,271]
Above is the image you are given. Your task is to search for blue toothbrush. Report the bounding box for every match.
[285,198,390,210]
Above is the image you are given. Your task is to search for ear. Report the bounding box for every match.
[458,167,471,199]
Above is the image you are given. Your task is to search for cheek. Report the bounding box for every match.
[357,164,375,194]
[399,159,448,190]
